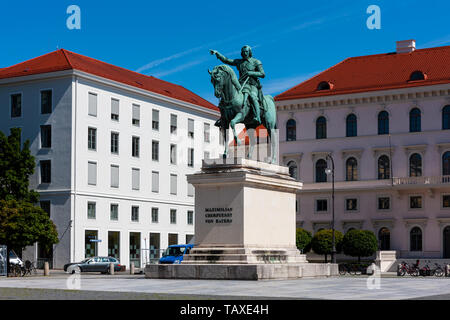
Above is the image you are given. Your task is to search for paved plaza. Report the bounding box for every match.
[0,273,450,300]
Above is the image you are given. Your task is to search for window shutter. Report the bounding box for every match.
[152,109,159,122]
[170,174,177,195]
[132,168,140,190]
[188,119,194,133]
[111,165,119,188]
[88,93,97,116]
[152,171,159,192]
[88,162,97,185]
[132,104,140,120]
[111,99,119,116]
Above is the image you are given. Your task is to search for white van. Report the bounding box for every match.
[9,250,23,267]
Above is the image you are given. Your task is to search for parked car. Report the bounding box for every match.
[159,244,194,264]
[9,250,23,267]
[64,256,121,274]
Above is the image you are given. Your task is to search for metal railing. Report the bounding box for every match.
[393,175,450,185]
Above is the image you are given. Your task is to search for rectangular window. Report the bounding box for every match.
[170,174,177,195]
[188,118,194,138]
[131,206,139,222]
[40,125,52,148]
[110,204,118,221]
[88,161,97,185]
[85,230,98,258]
[11,93,22,118]
[188,148,194,167]
[170,114,177,134]
[410,196,422,209]
[187,183,194,197]
[168,233,178,246]
[152,171,159,193]
[444,195,450,208]
[111,132,119,154]
[132,104,140,126]
[346,198,358,211]
[40,201,51,217]
[204,123,210,142]
[187,211,194,225]
[40,160,51,184]
[316,199,328,212]
[111,98,119,121]
[41,90,52,114]
[151,208,159,223]
[170,209,177,224]
[88,127,97,151]
[132,168,140,190]
[152,140,159,161]
[152,109,159,131]
[132,136,140,158]
[110,165,119,188]
[87,202,96,219]
[88,92,97,116]
[378,197,391,210]
[170,144,177,164]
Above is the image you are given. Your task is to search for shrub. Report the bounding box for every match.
[342,229,378,262]
[296,228,312,253]
[311,229,343,262]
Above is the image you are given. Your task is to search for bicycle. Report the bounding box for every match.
[431,262,444,277]
[22,260,37,276]
[8,263,23,277]
[398,261,419,276]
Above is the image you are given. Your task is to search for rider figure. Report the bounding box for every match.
[210,45,264,124]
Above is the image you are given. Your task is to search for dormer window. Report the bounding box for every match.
[409,71,426,81]
[317,81,332,91]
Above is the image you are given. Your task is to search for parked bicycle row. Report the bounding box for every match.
[8,260,38,277]
[397,260,450,277]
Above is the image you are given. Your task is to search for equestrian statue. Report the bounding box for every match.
[209,45,278,164]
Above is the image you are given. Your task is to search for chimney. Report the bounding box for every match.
[396,40,416,54]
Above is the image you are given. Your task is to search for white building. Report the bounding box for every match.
[275,41,450,259]
[0,49,221,268]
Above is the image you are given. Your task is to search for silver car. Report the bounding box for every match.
[64,257,121,274]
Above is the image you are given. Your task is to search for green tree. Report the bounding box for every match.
[296,228,312,253]
[342,229,378,263]
[0,128,39,203]
[311,229,343,263]
[0,199,58,253]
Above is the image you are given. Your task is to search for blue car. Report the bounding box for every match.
[159,244,194,264]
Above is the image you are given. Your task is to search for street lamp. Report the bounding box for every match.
[325,154,336,264]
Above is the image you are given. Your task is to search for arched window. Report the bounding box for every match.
[409,153,422,177]
[409,71,425,81]
[378,155,391,180]
[443,151,450,176]
[409,108,421,132]
[287,161,298,180]
[316,116,327,139]
[346,114,357,137]
[443,105,450,130]
[345,157,358,181]
[410,227,422,251]
[317,81,331,91]
[315,159,327,183]
[378,228,390,250]
[286,119,296,141]
[378,111,389,135]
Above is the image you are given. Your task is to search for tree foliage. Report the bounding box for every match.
[0,199,58,251]
[311,229,343,262]
[342,229,378,262]
[296,228,312,253]
[0,128,39,203]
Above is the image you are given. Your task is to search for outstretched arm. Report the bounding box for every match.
[209,49,237,66]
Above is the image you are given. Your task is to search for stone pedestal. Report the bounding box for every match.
[145,158,338,280]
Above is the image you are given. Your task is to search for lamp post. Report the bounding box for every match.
[325,154,336,264]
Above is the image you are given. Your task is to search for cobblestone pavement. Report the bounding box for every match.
[1,273,450,300]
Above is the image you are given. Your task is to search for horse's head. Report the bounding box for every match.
[208,65,239,99]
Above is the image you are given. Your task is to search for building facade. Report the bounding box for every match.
[0,49,221,268]
[275,41,450,258]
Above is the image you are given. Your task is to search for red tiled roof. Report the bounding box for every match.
[0,49,218,112]
[275,45,450,101]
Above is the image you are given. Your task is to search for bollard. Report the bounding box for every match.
[130,262,135,275]
[44,262,50,276]
[109,262,114,275]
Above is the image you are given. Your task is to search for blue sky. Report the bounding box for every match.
[1,0,449,104]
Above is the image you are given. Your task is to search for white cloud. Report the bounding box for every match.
[263,72,318,95]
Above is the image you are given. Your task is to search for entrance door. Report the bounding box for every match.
[149,233,160,263]
[378,228,390,250]
[444,227,450,258]
[129,232,141,268]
